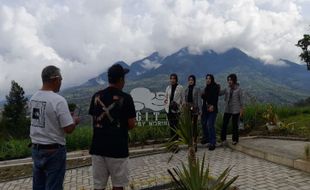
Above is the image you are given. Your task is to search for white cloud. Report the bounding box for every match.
[141,59,161,70]
[0,0,309,100]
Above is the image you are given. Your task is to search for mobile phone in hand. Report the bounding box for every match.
[73,106,80,117]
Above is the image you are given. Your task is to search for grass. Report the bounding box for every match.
[279,114,310,138]
[241,104,310,138]
[129,125,170,144]
[66,125,92,152]
[0,138,30,161]
[1,104,309,161]
[0,125,172,160]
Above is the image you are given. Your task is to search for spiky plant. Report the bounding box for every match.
[168,153,238,190]
[166,105,196,162]
[166,106,238,190]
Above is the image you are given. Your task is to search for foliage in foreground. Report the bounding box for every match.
[168,154,238,190]
[166,106,238,190]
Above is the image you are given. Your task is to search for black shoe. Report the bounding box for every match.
[208,144,215,151]
[232,141,238,145]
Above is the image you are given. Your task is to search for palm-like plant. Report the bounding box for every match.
[166,105,196,161]
[166,105,239,190]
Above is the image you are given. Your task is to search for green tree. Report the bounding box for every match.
[1,81,29,138]
[296,34,310,70]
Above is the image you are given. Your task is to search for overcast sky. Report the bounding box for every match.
[0,0,310,100]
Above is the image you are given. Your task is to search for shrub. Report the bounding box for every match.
[0,138,31,161]
[243,104,267,128]
[262,104,278,125]
[66,126,92,151]
[129,125,170,144]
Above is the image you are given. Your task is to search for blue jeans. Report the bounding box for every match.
[202,112,217,145]
[32,146,66,190]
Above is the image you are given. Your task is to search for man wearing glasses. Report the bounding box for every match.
[29,65,80,190]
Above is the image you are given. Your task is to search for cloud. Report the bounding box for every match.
[0,0,309,100]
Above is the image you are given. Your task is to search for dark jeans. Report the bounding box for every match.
[202,112,217,145]
[221,113,240,142]
[167,112,179,141]
[32,146,66,190]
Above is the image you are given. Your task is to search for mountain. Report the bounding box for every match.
[61,47,310,110]
[128,52,163,79]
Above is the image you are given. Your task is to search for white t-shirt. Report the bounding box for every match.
[29,90,73,145]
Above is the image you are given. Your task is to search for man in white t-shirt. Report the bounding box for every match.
[29,65,80,190]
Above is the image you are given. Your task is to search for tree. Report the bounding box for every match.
[296,34,310,70]
[0,81,29,138]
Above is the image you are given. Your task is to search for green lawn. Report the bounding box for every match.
[280,113,310,138]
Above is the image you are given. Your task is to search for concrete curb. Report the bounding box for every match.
[0,146,167,182]
[227,137,310,173]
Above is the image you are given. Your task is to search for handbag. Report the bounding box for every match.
[169,101,179,113]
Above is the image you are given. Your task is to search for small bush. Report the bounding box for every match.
[66,126,92,151]
[0,138,31,161]
[129,125,170,144]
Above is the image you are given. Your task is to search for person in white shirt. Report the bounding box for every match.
[29,65,80,190]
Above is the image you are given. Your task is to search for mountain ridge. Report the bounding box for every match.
[62,47,310,107]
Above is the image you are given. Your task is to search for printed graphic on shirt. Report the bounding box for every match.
[31,100,46,128]
[93,95,124,128]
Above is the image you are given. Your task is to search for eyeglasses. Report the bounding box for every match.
[50,76,62,81]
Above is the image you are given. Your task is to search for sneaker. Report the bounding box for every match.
[232,141,238,145]
[208,144,216,151]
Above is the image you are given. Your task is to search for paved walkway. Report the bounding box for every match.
[1,146,310,190]
[235,138,308,160]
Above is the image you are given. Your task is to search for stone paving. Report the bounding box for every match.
[0,147,310,190]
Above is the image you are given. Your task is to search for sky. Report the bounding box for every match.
[0,0,310,100]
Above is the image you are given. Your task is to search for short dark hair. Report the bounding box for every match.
[227,73,237,84]
[170,73,178,82]
[41,65,61,83]
[108,64,129,84]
